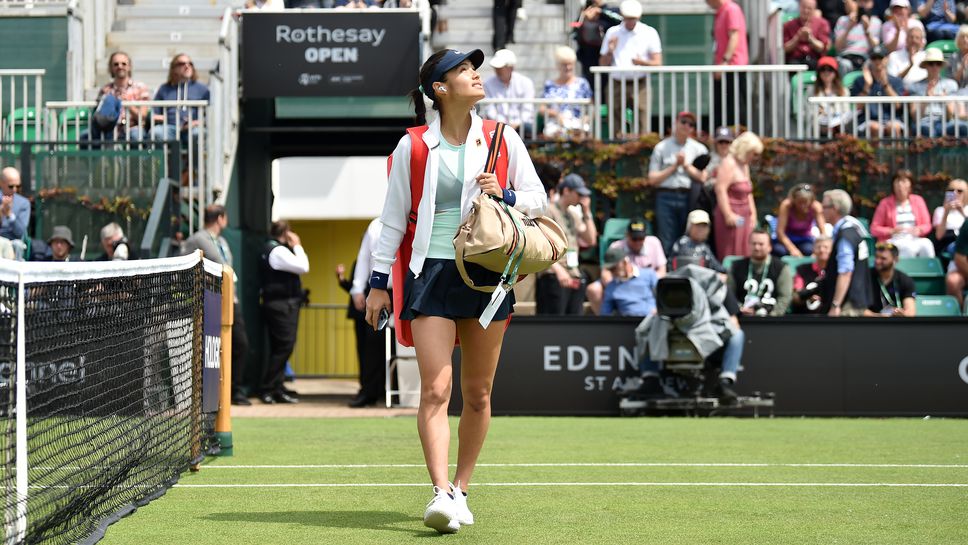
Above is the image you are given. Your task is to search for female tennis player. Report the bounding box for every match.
[365,48,547,533]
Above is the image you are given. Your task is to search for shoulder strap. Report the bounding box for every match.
[481,119,509,189]
[405,126,430,224]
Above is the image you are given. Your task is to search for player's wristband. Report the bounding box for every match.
[369,271,389,290]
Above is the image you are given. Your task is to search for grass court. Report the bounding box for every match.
[100,417,968,544]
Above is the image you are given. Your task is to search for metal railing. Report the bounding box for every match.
[0,0,75,8]
[210,6,240,203]
[45,99,209,234]
[0,70,45,144]
[477,97,596,140]
[591,64,809,140]
[806,95,968,140]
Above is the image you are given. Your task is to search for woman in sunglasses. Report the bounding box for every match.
[932,178,968,255]
[809,56,852,137]
[773,183,827,257]
[871,168,935,258]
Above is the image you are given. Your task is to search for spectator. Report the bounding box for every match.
[820,189,873,316]
[536,174,597,314]
[728,229,793,316]
[587,220,666,314]
[0,167,30,249]
[99,222,131,261]
[707,0,749,126]
[46,226,74,262]
[791,234,833,313]
[713,131,762,260]
[541,46,593,138]
[850,45,906,137]
[705,126,734,180]
[335,0,374,6]
[833,0,883,73]
[866,241,918,315]
[483,49,536,136]
[599,246,659,316]
[572,0,622,85]
[647,111,708,255]
[182,205,252,406]
[773,183,828,257]
[150,54,211,143]
[908,48,968,136]
[783,0,832,70]
[346,218,388,408]
[932,178,967,255]
[945,215,968,306]
[916,0,959,41]
[887,24,928,87]
[810,56,854,134]
[871,169,936,257]
[819,0,847,31]
[493,0,521,52]
[598,0,662,136]
[245,0,286,8]
[952,25,968,88]
[259,220,309,404]
[881,0,925,52]
[691,126,733,231]
[671,209,727,273]
[380,0,412,7]
[87,51,151,141]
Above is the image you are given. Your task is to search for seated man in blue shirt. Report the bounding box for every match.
[599,246,658,316]
[150,53,211,143]
[0,167,31,256]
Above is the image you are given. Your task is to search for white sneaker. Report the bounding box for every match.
[451,481,474,525]
[423,486,460,534]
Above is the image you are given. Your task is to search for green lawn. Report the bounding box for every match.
[99,418,968,545]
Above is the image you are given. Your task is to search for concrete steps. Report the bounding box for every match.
[433,0,568,91]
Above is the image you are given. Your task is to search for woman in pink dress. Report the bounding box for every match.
[713,131,763,259]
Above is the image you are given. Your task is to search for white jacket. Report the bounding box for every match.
[372,112,548,278]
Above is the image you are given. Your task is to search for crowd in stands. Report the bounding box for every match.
[527,115,968,320]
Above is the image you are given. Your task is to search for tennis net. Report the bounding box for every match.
[0,252,223,545]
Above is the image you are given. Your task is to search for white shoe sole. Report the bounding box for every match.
[423,511,460,534]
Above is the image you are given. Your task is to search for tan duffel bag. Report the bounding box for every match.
[453,122,567,294]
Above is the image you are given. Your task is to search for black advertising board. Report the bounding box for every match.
[241,11,420,98]
[450,317,968,416]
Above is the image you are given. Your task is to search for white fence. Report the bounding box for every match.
[806,95,968,140]
[45,100,209,234]
[476,97,596,140]
[0,70,45,143]
[591,64,809,140]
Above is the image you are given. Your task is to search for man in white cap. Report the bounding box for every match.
[598,0,662,136]
[483,48,536,136]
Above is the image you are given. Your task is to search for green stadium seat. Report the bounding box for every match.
[781,255,815,272]
[599,217,631,263]
[5,107,38,142]
[841,70,863,90]
[722,255,742,271]
[896,256,945,295]
[926,39,957,54]
[915,295,961,317]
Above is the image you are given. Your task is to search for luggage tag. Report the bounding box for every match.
[565,249,579,269]
[479,283,509,329]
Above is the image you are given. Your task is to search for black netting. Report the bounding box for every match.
[0,261,218,545]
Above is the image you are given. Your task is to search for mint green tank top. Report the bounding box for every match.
[427,138,465,259]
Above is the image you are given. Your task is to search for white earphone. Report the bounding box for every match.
[438,85,447,92]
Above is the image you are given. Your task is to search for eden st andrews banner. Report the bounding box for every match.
[202,287,222,413]
[241,11,421,98]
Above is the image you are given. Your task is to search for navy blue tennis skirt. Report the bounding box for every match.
[400,258,515,321]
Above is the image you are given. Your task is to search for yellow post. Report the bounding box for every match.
[216,265,234,456]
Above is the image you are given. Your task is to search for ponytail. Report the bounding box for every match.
[410,88,427,126]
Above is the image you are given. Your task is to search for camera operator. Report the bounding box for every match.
[99,222,132,261]
[727,229,793,316]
